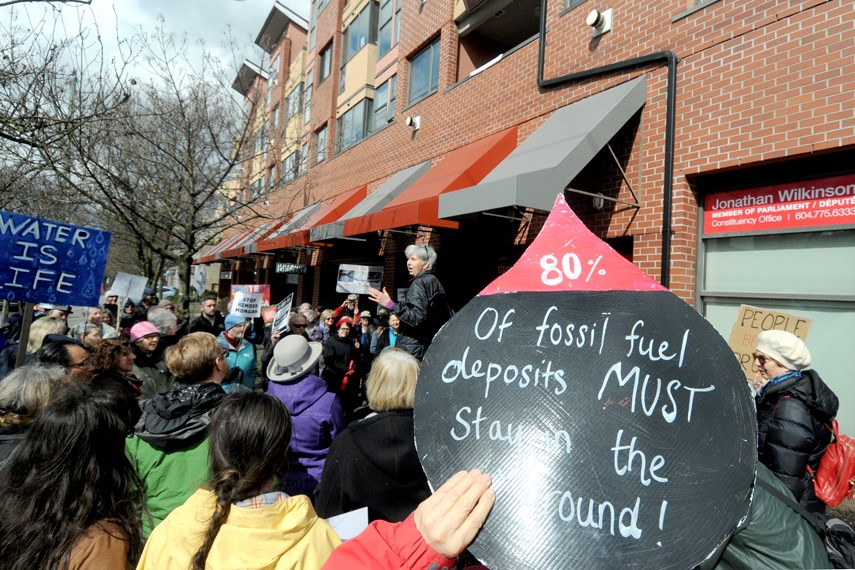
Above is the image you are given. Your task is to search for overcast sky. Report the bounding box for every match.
[15,0,309,80]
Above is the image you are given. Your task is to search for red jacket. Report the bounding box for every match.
[322,513,455,570]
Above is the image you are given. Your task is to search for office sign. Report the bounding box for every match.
[704,173,855,234]
[275,262,306,274]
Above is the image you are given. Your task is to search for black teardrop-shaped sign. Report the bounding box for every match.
[414,196,755,570]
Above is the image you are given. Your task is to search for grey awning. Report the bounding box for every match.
[310,160,430,241]
[439,76,647,217]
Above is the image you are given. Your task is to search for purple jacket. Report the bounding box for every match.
[266,373,345,497]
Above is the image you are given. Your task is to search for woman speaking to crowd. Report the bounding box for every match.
[369,244,453,360]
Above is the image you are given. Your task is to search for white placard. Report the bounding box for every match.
[111,272,148,303]
[335,264,384,294]
[191,265,207,296]
[272,293,294,332]
[326,507,369,541]
[231,291,263,317]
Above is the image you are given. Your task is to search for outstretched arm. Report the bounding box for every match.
[322,470,495,570]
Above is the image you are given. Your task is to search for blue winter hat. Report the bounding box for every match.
[225,313,247,331]
[143,287,156,296]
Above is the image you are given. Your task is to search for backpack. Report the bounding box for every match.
[757,477,855,569]
[812,419,855,507]
[782,374,852,507]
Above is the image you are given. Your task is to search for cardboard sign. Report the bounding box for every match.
[230,284,271,307]
[413,196,756,570]
[272,293,294,332]
[0,211,111,306]
[111,272,149,303]
[231,291,263,317]
[728,304,811,379]
[335,264,383,294]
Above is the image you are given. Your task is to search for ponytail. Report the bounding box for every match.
[191,468,239,570]
[189,393,292,568]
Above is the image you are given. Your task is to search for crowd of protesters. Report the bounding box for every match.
[0,242,842,569]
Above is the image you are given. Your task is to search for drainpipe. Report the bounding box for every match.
[536,0,678,288]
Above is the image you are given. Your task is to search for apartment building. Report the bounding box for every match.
[200,0,854,429]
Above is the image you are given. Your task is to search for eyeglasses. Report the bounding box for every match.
[325,317,335,321]
[69,357,92,368]
[753,353,774,366]
[291,323,307,329]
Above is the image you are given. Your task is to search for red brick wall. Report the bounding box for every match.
[250,0,854,305]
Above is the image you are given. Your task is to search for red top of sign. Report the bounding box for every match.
[481,195,667,295]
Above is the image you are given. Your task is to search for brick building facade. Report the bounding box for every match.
[204,0,854,430]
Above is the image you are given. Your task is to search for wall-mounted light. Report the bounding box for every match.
[593,192,605,210]
[585,8,612,37]
[405,116,421,131]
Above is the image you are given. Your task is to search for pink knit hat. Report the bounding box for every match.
[130,321,159,342]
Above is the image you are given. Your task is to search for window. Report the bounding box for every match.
[456,0,539,80]
[314,0,330,16]
[318,43,332,83]
[250,178,264,200]
[378,0,400,57]
[337,99,371,152]
[300,142,308,174]
[371,75,396,132]
[268,166,276,192]
[285,84,302,122]
[342,3,377,64]
[271,106,279,134]
[304,71,313,124]
[254,129,265,159]
[408,39,440,103]
[309,22,316,51]
[282,151,299,183]
[315,125,327,163]
[271,55,280,79]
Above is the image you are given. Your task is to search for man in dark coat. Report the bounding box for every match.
[188,294,225,336]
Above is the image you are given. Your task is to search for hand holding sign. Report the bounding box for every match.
[414,195,755,570]
[414,469,496,559]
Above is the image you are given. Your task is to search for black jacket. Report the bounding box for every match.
[135,382,226,452]
[756,369,838,513]
[187,313,225,337]
[314,409,430,522]
[391,271,452,360]
[321,334,355,393]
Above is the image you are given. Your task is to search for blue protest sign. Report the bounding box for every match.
[0,210,111,307]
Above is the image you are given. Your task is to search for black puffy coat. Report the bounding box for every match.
[756,369,838,513]
[321,333,356,393]
[314,409,430,523]
[392,271,452,360]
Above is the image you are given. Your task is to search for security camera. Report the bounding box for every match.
[405,116,421,130]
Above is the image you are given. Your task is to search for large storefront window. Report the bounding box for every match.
[699,173,855,434]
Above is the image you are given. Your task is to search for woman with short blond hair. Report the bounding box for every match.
[127,332,229,537]
[315,348,430,522]
[365,347,419,410]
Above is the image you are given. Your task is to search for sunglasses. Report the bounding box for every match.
[291,323,307,329]
[753,353,774,366]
